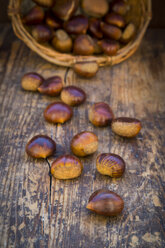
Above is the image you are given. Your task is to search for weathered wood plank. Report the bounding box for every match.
[0,25,165,248]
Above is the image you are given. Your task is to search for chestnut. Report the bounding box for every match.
[104,12,125,28]
[52,0,79,21]
[22,6,45,25]
[26,135,56,159]
[51,154,83,179]
[120,23,136,43]
[44,102,73,124]
[111,0,129,16]
[86,189,124,216]
[96,153,125,178]
[52,29,72,53]
[31,25,52,43]
[71,131,98,157]
[100,22,122,40]
[111,117,142,137]
[99,39,120,56]
[61,86,86,106]
[38,76,63,96]
[21,72,44,91]
[73,61,99,78]
[88,102,114,127]
[64,15,88,35]
[45,12,62,29]
[32,0,54,7]
[73,35,94,55]
[88,18,103,39]
[81,0,109,18]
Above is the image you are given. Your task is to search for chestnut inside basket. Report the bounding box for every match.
[8,0,152,68]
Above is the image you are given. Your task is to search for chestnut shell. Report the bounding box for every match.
[26,135,56,158]
[88,102,114,127]
[44,102,73,124]
[86,189,124,216]
[51,154,83,179]
[38,76,63,96]
[61,86,86,106]
[96,153,125,178]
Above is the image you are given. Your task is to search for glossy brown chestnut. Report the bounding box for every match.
[96,153,125,178]
[52,0,79,21]
[22,6,45,25]
[81,0,109,18]
[88,102,114,127]
[26,135,56,158]
[111,117,142,137]
[120,23,136,43]
[31,25,52,43]
[73,61,99,78]
[111,0,129,16]
[71,131,98,157]
[44,102,73,124]
[64,15,88,35]
[88,18,103,39]
[51,154,83,179]
[61,86,86,106]
[32,0,54,7]
[99,39,120,56]
[45,12,62,29]
[105,12,125,28]
[73,35,94,55]
[86,189,124,216]
[100,22,122,40]
[38,76,63,96]
[52,29,73,53]
[21,72,44,91]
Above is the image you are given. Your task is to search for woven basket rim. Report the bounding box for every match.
[8,0,152,67]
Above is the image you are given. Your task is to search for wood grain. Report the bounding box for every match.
[0,24,165,248]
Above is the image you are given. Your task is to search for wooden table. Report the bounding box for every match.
[0,25,165,248]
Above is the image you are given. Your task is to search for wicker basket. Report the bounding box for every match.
[8,0,152,68]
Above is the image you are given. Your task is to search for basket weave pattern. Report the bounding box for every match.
[8,0,152,67]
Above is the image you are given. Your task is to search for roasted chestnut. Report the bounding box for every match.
[104,12,125,28]
[22,5,45,25]
[73,61,99,78]
[88,18,103,39]
[38,76,63,96]
[61,86,86,106]
[45,12,62,29]
[100,22,122,40]
[111,0,129,16]
[88,102,114,127]
[73,35,94,55]
[99,39,120,56]
[32,0,54,7]
[96,153,125,178]
[44,102,73,124]
[71,131,98,157]
[81,0,109,18]
[64,15,88,35]
[26,135,56,158]
[111,117,142,137]
[31,25,52,43]
[86,189,124,216]
[52,0,79,21]
[21,72,44,91]
[51,154,83,179]
[52,29,73,53]
[120,23,136,43]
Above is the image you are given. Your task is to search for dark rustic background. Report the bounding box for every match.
[0,0,165,27]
